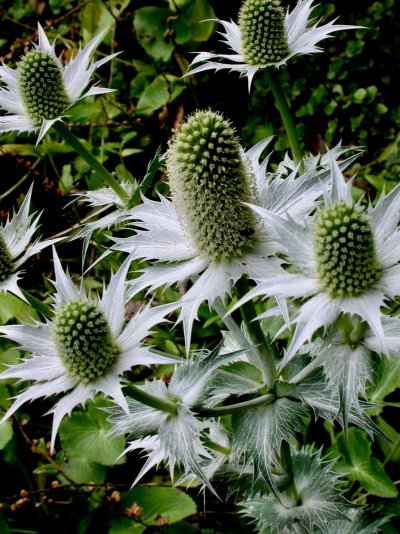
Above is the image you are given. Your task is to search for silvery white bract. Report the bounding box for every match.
[0,184,56,300]
[241,447,347,533]
[0,250,178,450]
[0,23,118,143]
[112,136,325,352]
[234,155,400,366]
[186,0,358,90]
[108,347,244,494]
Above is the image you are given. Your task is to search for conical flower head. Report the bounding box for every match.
[53,300,118,383]
[18,50,69,121]
[167,110,257,263]
[0,233,14,282]
[313,202,380,298]
[238,0,289,65]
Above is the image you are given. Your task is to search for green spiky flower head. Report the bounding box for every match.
[313,202,380,298]
[18,50,69,122]
[167,110,258,263]
[238,0,289,65]
[0,233,14,283]
[53,300,119,383]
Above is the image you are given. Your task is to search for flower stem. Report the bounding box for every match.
[53,122,129,205]
[235,278,277,390]
[196,392,275,417]
[265,68,303,169]
[202,437,231,456]
[127,384,178,415]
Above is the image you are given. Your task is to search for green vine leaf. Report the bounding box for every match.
[335,428,398,498]
[59,400,126,467]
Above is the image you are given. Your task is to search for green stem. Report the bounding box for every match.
[53,122,129,205]
[202,437,231,456]
[265,68,303,169]
[195,393,275,417]
[235,278,277,390]
[127,384,178,415]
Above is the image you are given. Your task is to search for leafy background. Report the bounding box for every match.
[0,0,399,532]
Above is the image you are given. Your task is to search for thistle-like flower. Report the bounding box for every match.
[233,155,400,365]
[0,184,56,300]
[186,0,358,90]
[241,447,347,533]
[0,23,118,143]
[0,250,178,450]
[112,110,325,351]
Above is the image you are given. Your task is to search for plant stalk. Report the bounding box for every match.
[196,393,275,417]
[265,68,303,169]
[53,122,129,205]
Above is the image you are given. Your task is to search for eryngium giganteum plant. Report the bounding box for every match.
[0,3,397,533]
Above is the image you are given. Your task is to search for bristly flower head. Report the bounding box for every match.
[0,250,179,450]
[0,23,118,143]
[112,110,326,351]
[0,184,56,300]
[233,154,400,366]
[167,110,257,263]
[186,0,359,90]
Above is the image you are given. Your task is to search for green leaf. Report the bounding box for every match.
[133,7,174,62]
[119,486,197,526]
[136,76,170,116]
[59,400,126,466]
[0,419,13,451]
[109,517,146,534]
[172,0,215,44]
[368,357,400,415]
[0,517,11,534]
[336,428,398,498]
[61,455,106,484]
[376,416,400,463]
[0,292,39,325]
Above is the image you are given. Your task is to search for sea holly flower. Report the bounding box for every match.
[0,184,56,301]
[0,250,179,450]
[233,155,400,366]
[0,23,118,143]
[186,0,358,90]
[241,447,347,533]
[112,110,325,351]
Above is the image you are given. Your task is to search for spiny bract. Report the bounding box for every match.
[18,50,69,121]
[167,110,257,263]
[313,202,380,297]
[53,300,118,383]
[238,0,289,65]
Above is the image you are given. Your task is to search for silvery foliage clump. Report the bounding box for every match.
[0,2,397,532]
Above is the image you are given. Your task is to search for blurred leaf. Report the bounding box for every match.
[172,0,215,44]
[61,455,107,484]
[0,384,13,450]
[59,400,126,466]
[0,292,39,325]
[109,517,146,534]
[133,7,174,62]
[119,486,197,526]
[136,76,170,115]
[376,416,400,463]
[336,428,398,498]
[368,357,400,415]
